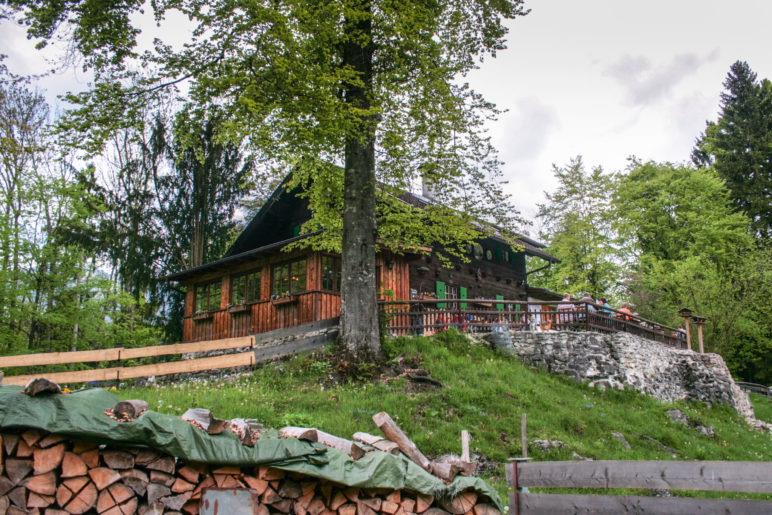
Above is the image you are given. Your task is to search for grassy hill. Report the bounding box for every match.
[117,330,772,499]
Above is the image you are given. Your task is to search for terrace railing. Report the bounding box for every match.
[378,299,688,348]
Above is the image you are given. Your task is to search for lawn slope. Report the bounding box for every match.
[118,331,771,497]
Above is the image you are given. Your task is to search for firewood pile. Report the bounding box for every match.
[0,427,498,515]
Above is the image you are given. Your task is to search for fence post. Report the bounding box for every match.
[505,461,519,515]
[521,413,527,458]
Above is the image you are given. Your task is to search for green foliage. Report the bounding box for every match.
[614,161,770,383]
[118,335,772,501]
[533,156,620,298]
[692,61,772,240]
[0,71,161,354]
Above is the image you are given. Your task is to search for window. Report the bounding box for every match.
[195,280,222,313]
[272,259,307,296]
[231,270,261,305]
[321,256,341,291]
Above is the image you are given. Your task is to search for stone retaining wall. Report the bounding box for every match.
[490,330,768,432]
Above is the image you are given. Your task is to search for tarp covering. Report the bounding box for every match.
[0,386,502,509]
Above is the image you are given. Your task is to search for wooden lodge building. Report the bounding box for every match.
[168,177,560,342]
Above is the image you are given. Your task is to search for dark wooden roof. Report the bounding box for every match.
[167,173,557,282]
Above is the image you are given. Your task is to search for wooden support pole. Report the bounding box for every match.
[521,413,527,458]
[684,317,692,351]
[697,324,705,354]
[461,430,470,462]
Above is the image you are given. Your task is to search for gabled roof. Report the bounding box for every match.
[167,173,558,282]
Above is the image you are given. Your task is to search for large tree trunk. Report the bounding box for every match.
[339,0,382,362]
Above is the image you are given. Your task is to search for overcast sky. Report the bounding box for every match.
[2,0,771,226]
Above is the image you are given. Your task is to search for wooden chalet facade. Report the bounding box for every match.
[168,178,559,342]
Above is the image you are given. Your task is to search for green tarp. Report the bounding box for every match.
[0,386,502,509]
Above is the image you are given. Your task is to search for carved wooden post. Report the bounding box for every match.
[691,315,707,354]
[678,307,694,351]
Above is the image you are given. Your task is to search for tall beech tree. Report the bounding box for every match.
[4,0,530,361]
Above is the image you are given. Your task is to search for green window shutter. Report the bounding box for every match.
[496,294,504,311]
[459,286,467,309]
[495,248,503,262]
[515,303,520,322]
[436,281,446,308]
[292,225,301,237]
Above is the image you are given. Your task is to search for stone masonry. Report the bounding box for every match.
[492,330,769,432]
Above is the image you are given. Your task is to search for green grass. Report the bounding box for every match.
[750,393,772,424]
[116,330,772,500]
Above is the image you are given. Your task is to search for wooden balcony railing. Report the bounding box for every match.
[378,300,688,348]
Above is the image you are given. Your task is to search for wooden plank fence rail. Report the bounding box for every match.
[506,460,772,515]
[1,317,341,386]
[0,335,255,368]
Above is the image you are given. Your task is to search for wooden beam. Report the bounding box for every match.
[517,493,771,515]
[118,352,254,380]
[118,336,254,359]
[372,412,431,471]
[516,460,772,493]
[0,348,121,368]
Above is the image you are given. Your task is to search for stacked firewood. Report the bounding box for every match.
[0,428,498,515]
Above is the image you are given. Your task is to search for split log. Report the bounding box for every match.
[315,431,365,460]
[146,456,175,475]
[472,503,500,515]
[360,498,381,512]
[121,476,147,497]
[337,504,356,515]
[190,477,214,500]
[243,476,268,495]
[211,466,240,475]
[258,467,285,481]
[103,450,135,470]
[182,499,201,515]
[72,442,98,454]
[162,492,193,511]
[24,471,57,496]
[279,480,302,499]
[400,498,415,513]
[138,501,165,515]
[215,475,244,489]
[64,481,97,514]
[27,492,54,508]
[36,434,67,449]
[356,503,377,515]
[0,476,14,496]
[15,440,33,457]
[97,489,117,513]
[113,400,149,420]
[176,466,200,484]
[262,487,282,504]
[0,496,6,515]
[44,509,69,515]
[280,427,319,442]
[79,450,100,469]
[61,452,88,478]
[8,486,26,508]
[3,434,19,455]
[307,498,326,515]
[5,459,32,484]
[372,412,431,471]
[118,496,138,515]
[342,487,359,502]
[381,501,399,514]
[439,492,477,515]
[150,471,175,487]
[146,484,171,505]
[171,478,195,494]
[108,483,135,505]
[33,444,65,475]
[57,476,90,507]
[429,461,460,482]
[295,490,314,510]
[23,378,61,397]
[7,506,27,515]
[133,450,161,465]
[352,433,400,455]
[89,468,122,490]
[414,494,434,513]
[271,498,293,513]
[329,492,347,511]
[386,491,401,505]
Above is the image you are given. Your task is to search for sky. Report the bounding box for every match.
[2,0,771,225]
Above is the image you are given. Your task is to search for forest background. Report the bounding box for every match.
[0,49,770,383]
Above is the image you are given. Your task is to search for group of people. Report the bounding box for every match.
[556,293,636,320]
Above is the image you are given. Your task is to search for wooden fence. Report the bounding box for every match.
[379,300,688,348]
[0,318,339,386]
[506,459,772,514]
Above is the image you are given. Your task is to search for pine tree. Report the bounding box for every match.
[692,61,772,240]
